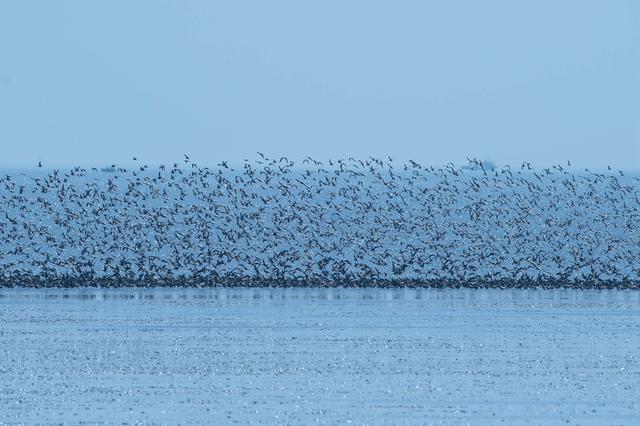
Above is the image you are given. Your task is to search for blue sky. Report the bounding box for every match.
[0,1,638,169]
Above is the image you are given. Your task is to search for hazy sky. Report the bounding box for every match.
[0,1,638,169]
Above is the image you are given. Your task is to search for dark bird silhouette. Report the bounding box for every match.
[0,156,636,289]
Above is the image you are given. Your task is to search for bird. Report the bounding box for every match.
[0,155,636,290]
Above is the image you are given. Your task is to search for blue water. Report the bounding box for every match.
[2,287,639,424]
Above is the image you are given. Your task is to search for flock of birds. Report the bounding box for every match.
[1,155,639,288]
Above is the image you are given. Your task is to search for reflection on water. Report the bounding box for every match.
[1,286,639,306]
[2,285,640,424]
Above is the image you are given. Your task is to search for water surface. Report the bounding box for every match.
[1,287,639,424]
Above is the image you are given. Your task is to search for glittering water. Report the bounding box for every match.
[1,287,639,424]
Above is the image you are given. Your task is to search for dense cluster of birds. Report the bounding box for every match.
[1,155,639,288]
